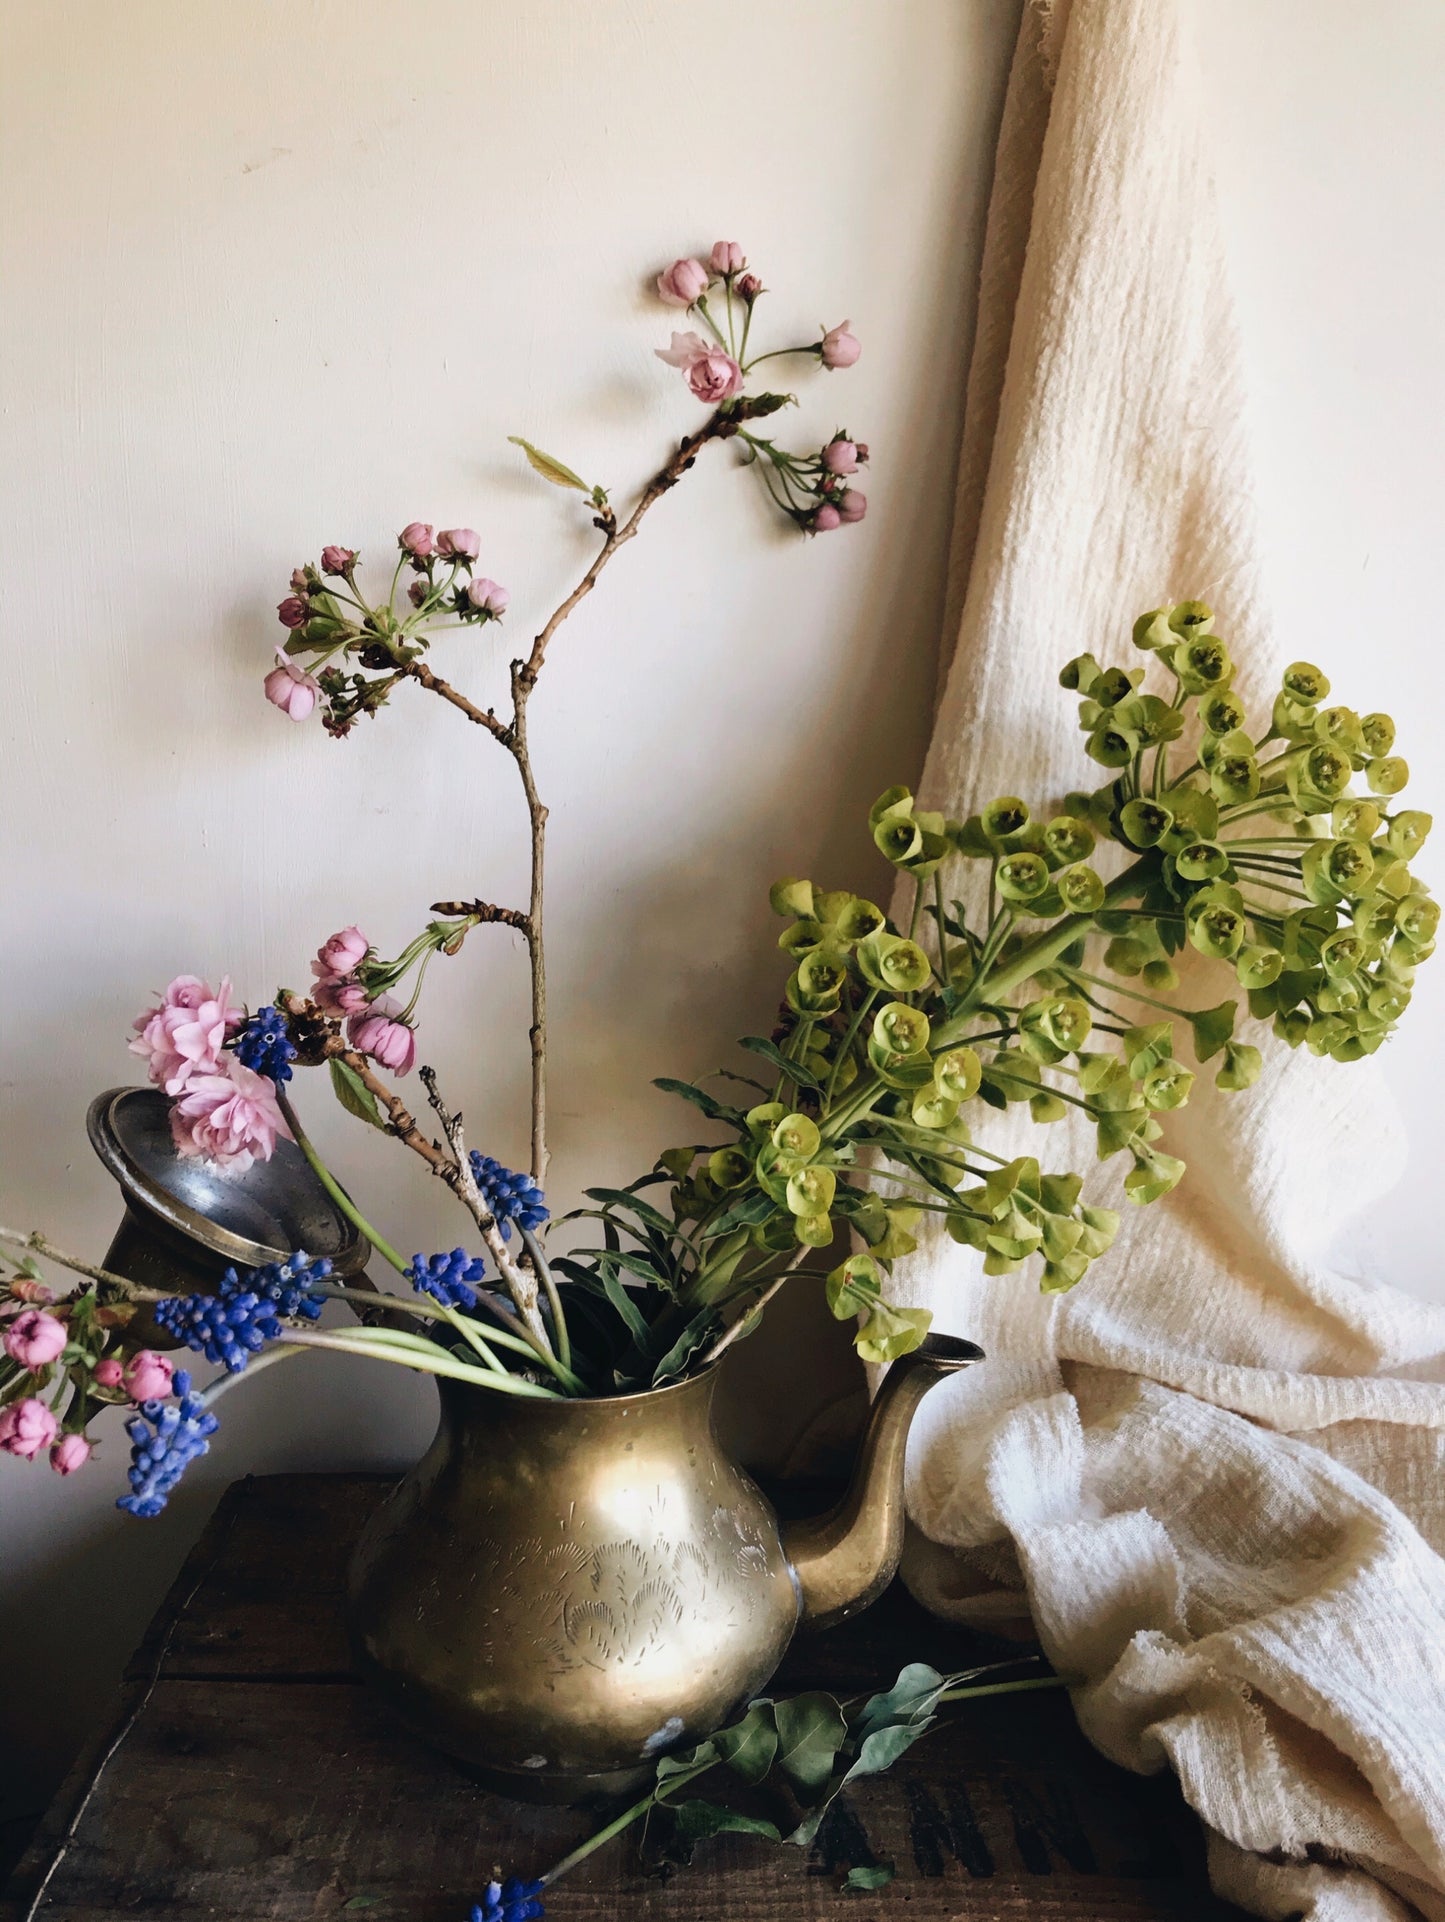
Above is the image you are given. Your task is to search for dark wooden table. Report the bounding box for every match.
[3,1475,1243,1921]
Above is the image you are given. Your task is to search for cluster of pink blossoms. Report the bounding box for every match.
[653,243,867,534]
[312,925,416,1076]
[130,976,289,1175]
[265,524,509,728]
[0,1292,176,1476]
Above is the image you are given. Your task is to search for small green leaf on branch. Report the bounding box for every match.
[508,436,591,492]
[330,1057,386,1130]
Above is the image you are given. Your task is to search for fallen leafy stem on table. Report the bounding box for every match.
[0,246,1437,1913]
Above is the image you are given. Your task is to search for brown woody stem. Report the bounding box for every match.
[403,401,764,1190]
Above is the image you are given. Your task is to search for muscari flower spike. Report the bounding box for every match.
[407,1248,487,1311]
[471,1877,545,1922]
[116,1370,219,1518]
[468,1153,548,1242]
[232,1004,298,1084]
[153,1254,329,1374]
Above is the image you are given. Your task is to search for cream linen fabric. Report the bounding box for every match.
[892,2,1445,1917]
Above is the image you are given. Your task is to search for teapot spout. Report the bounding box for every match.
[780,1332,982,1631]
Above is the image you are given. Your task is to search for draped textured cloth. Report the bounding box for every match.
[894,3,1445,1916]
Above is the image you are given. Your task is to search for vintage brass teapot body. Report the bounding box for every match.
[346,1333,980,1803]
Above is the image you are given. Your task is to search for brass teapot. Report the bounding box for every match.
[346,1334,980,1804]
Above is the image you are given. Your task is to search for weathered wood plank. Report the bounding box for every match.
[8,1678,1238,1920]
[4,1475,1245,1922]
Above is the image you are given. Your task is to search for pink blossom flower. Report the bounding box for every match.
[399,522,436,559]
[276,595,308,628]
[347,997,416,1077]
[316,927,369,977]
[320,545,356,575]
[813,503,842,533]
[131,977,245,1097]
[736,272,763,303]
[466,577,509,617]
[822,438,859,476]
[93,1358,125,1390]
[50,1433,91,1476]
[264,649,321,722]
[837,490,867,524]
[169,1060,291,1175]
[820,321,861,370]
[656,257,710,307]
[289,567,311,595]
[710,240,745,274]
[123,1350,175,1403]
[4,1309,68,1369]
[0,1398,58,1459]
[655,332,744,406]
[436,528,481,562]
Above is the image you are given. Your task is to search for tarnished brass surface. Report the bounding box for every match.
[346,1333,981,1803]
[781,1333,983,1629]
[87,1085,370,1342]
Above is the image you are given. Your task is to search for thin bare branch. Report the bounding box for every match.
[401,659,514,746]
[0,1226,162,1303]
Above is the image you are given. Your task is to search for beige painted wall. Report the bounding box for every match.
[2,0,1442,1824]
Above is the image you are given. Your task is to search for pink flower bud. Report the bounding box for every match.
[466,577,509,617]
[0,1398,57,1459]
[656,257,710,307]
[822,438,858,476]
[93,1358,125,1389]
[50,1433,91,1476]
[837,489,867,524]
[320,545,356,575]
[123,1351,175,1403]
[316,927,369,976]
[736,273,763,303]
[820,322,861,370]
[290,567,311,595]
[313,974,371,1016]
[437,528,481,562]
[710,240,745,274]
[407,579,429,608]
[276,596,308,629]
[399,522,436,559]
[853,442,869,464]
[264,650,321,722]
[347,998,417,1077]
[9,1278,55,1306]
[4,1309,68,1369]
[813,503,842,533]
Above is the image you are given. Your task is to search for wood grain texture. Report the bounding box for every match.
[3,1475,1246,1922]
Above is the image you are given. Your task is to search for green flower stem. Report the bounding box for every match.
[199,1341,311,1408]
[1064,968,1196,1020]
[281,1099,410,1279]
[313,1284,554,1369]
[540,1755,716,1888]
[939,1675,1069,1706]
[825,987,879,1107]
[435,1301,511,1376]
[282,1327,562,1397]
[934,872,952,984]
[521,1226,573,1376]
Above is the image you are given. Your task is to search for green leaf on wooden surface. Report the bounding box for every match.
[666,1800,781,1846]
[507,436,590,491]
[773,1693,848,1797]
[844,1865,896,1892]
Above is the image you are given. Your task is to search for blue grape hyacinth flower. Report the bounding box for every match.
[468,1153,548,1241]
[471,1877,545,1922]
[232,1004,297,1084]
[407,1248,487,1310]
[153,1253,329,1374]
[116,1370,219,1518]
